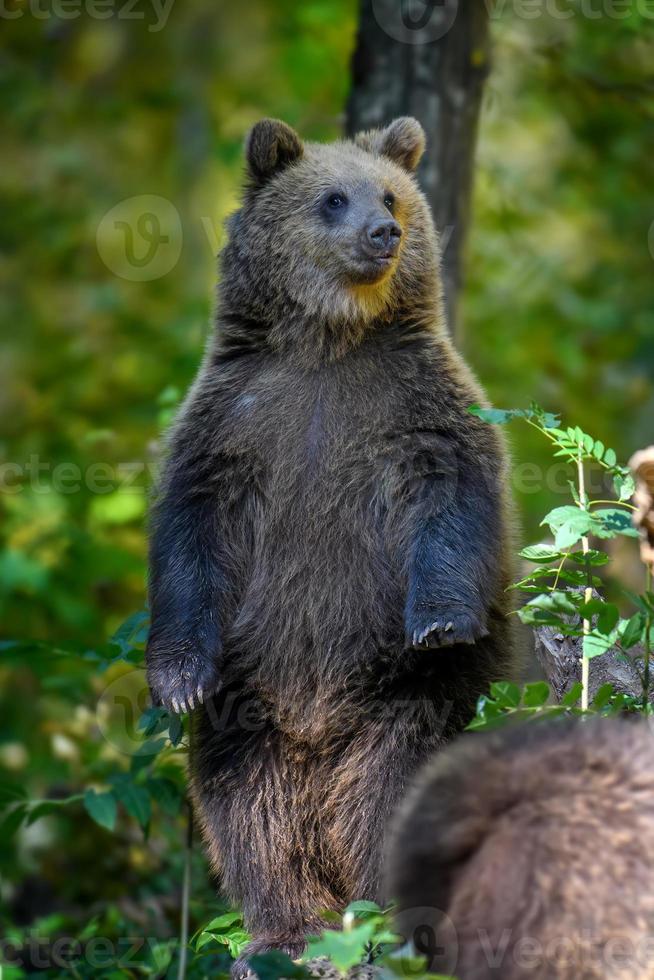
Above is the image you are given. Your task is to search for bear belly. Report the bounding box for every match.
[221,466,406,706]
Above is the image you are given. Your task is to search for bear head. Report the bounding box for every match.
[219,117,443,355]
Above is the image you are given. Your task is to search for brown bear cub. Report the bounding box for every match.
[146,117,516,973]
[387,719,654,980]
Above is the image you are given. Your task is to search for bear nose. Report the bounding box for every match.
[366,218,402,254]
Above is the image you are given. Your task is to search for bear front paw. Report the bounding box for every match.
[147,651,221,714]
[407,608,489,650]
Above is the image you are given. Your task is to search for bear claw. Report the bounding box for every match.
[408,610,489,650]
[148,658,221,715]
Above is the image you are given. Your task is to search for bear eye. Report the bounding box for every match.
[327,192,347,209]
[384,192,395,211]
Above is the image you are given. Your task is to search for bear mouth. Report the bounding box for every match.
[350,253,397,284]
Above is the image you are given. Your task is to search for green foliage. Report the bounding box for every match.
[467,677,644,732]
[193,911,250,959]
[468,402,653,729]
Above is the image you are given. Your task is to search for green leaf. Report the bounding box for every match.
[474,695,505,720]
[306,923,377,974]
[583,630,617,659]
[112,781,151,829]
[560,682,584,707]
[592,683,615,709]
[592,440,605,460]
[489,681,521,708]
[146,777,182,817]
[344,900,384,919]
[568,549,610,566]
[604,448,617,468]
[200,911,244,933]
[379,951,428,978]
[168,713,183,746]
[541,505,596,549]
[0,782,28,806]
[519,544,563,563]
[83,789,117,832]
[468,405,521,424]
[196,926,251,958]
[597,603,620,635]
[248,951,311,980]
[621,613,646,648]
[526,591,579,615]
[594,508,639,539]
[567,480,582,506]
[554,569,601,588]
[0,804,28,838]
[522,681,550,707]
[137,706,170,737]
[130,739,168,773]
[614,472,636,502]
[518,605,575,628]
[26,799,78,826]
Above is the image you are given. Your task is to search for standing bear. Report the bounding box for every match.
[146,117,517,972]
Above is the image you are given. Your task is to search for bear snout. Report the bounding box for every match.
[363,217,402,258]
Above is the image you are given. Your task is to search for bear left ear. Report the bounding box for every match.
[355,117,426,173]
[245,118,304,184]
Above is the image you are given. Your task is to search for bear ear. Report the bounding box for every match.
[245,119,304,184]
[355,117,426,173]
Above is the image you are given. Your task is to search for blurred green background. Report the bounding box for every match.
[1,2,653,973]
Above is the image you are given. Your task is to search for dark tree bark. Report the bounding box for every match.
[534,624,647,705]
[346,0,490,336]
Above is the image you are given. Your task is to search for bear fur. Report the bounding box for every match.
[145,117,517,973]
[387,718,654,980]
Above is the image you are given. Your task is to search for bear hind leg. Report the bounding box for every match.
[192,720,341,978]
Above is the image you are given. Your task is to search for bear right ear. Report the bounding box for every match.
[245,119,304,184]
[355,117,426,173]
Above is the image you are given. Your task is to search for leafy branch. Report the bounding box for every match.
[470,403,651,717]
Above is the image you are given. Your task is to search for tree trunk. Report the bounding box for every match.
[346,0,490,337]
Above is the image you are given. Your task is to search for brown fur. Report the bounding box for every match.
[145,118,517,973]
[387,719,654,980]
